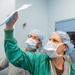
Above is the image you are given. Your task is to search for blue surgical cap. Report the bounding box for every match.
[51,31,74,54]
[28,29,45,41]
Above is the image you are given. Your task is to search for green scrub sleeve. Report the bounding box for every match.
[4,29,14,40]
[4,29,34,73]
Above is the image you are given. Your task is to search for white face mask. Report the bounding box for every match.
[25,38,37,50]
[44,41,63,58]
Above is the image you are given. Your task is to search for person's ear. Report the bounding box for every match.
[63,44,68,51]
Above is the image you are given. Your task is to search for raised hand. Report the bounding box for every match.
[6,12,18,30]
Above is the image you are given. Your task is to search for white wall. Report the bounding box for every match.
[0,0,15,56]
[15,0,49,48]
[48,0,75,35]
[0,0,15,75]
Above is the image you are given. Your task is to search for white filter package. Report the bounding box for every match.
[0,4,32,26]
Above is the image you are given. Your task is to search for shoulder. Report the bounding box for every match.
[35,52,49,58]
[31,52,50,62]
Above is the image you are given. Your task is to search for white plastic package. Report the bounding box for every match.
[0,4,32,26]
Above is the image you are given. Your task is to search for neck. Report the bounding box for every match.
[25,48,36,52]
[52,57,65,70]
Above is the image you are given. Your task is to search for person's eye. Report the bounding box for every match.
[30,35,32,38]
[53,39,58,42]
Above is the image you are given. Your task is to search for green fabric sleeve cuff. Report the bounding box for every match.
[4,29,14,40]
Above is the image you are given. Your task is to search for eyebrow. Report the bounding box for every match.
[49,38,60,42]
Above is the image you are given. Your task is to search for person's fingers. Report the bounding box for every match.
[14,12,18,21]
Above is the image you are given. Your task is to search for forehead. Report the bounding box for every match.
[31,34,38,37]
[50,34,62,42]
[30,34,39,39]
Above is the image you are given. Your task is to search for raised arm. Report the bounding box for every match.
[4,12,33,73]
